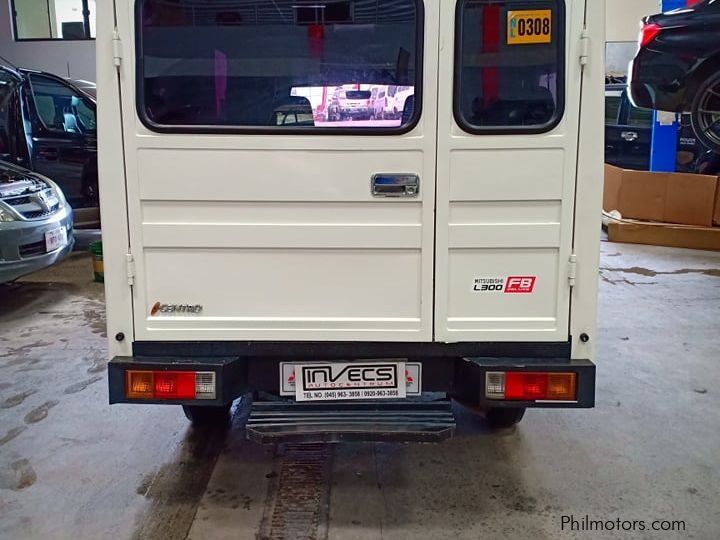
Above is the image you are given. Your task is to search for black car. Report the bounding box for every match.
[0,64,98,213]
[606,84,707,172]
[628,0,720,152]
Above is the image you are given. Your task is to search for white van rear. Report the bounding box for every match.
[99,0,604,442]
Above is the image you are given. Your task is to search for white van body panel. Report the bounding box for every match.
[570,0,604,361]
[99,0,602,357]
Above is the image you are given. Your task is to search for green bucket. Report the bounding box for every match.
[89,241,104,283]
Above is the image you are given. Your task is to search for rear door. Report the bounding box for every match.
[117,0,438,343]
[434,0,584,342]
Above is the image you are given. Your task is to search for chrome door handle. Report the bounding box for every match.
[621,131,639,142]
[371,174,419,197]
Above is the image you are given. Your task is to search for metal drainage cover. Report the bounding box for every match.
[259,443,332,540]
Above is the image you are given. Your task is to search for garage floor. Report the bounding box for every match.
[1,241,719,540]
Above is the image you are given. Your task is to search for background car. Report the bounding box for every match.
[372,87,388,119]
[629,0,720,152]
[388,86,415,120]
[606,83,707,172]
[326,87,372,121]
[0,63,98,220]
[0,160,74,283]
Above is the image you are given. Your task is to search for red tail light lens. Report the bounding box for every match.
[486,372,577,401]
[126,370,216,400]
[154,372,196,399]
[639,23,662,48]
[506,372,547,400]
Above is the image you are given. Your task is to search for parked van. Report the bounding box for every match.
[99,0,604,443]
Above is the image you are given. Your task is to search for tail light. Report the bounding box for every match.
[485,371,577,402]
[126,370,216,400]
[639,22,662,48]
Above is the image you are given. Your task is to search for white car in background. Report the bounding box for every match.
[389,87,415,119]
[372,87,388,119]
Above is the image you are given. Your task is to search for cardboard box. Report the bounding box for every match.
[603,164,622,216]
[714,185,720,226]
[603,165,718,227]
[608,220,720,251]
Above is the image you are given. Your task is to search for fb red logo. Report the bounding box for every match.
[505,276,536,293]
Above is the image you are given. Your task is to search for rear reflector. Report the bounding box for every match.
[126,370,216,400]
[485,371,577,401]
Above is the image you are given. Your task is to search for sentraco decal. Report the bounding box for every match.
[150,302,204,315]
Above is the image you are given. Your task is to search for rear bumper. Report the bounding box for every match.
[339,108,370,117]
[628,50,693,112]
[108,354,595,409]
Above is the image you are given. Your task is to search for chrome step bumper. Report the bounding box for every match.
[246,400,456,444]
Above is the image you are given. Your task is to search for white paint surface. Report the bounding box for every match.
[605,0,660,42]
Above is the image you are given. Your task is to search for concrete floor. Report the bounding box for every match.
[1,241,719,540]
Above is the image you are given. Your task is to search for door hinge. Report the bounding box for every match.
[126,253,135,286]
[579,27,590,66]
[568,254,578,288]
[112,28,122,69]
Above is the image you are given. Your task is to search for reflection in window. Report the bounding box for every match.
[13,0,95,40]
[455,0,564,132]
[137,0,421,131]
[605,95,622,124]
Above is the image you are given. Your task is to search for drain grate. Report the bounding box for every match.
[259,443,332,540]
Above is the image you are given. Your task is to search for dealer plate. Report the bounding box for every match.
[280,361,421,401]
[44,227,68,253]
[507,10,552,45]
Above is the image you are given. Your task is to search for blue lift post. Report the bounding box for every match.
[649,0,687,172]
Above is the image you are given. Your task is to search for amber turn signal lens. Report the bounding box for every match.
[126,371,154,399]
[547,373,577,401]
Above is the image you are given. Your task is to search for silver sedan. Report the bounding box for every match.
[0,161,74,283]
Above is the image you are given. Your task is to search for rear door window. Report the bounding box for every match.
[454,0,565,134]
[136,0,423,133]
[0,71,21,158]
[605,95,622,124]
[627,105,654,128]
[29,74,97,134]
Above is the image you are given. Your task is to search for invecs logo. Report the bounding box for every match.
[150,302,203,316]
[287,367,413,387]
[301,364,397,390]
